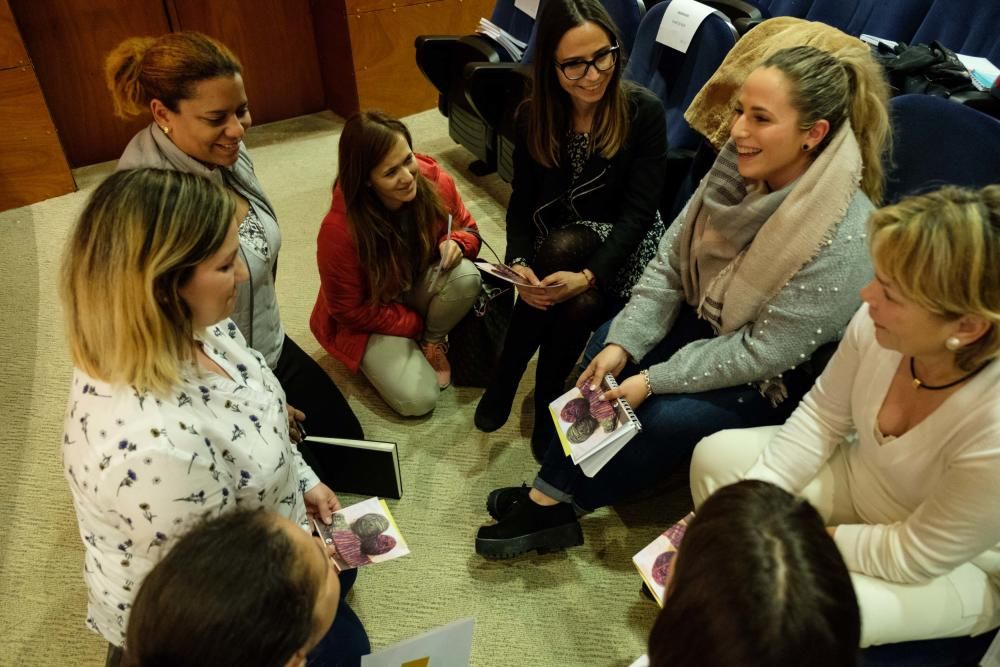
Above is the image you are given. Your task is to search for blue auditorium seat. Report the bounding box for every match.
[884,94,1000,205]
[625,0,738,157]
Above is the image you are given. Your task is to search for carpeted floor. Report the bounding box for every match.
[0,109,692,666]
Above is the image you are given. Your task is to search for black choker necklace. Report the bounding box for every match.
[909,357,987,391]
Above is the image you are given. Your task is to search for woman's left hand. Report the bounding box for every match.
[287,404,306,444]
[540,271,591,304]
[304,482,342,524]
[600,374,650,411]
[438,239,463,270]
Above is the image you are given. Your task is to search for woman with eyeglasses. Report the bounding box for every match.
[474,0,669,459]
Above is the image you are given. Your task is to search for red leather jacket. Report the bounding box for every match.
[310,155,480,373]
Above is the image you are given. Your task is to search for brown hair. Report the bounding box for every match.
[761,45,891,204]
[123,509,316,666]
[105,31,243,118]
[869,185,1000,371]
[649,481,859,667]
[59,168,235,394]
[522,0,633,167]
[336,110,447,303]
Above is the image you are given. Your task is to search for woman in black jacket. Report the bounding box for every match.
[474,0,668,459]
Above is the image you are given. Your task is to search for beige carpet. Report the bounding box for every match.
[0,109,692,666]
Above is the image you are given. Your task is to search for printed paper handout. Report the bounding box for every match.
[474,260,564,289]
[549,374,641,477]
[361,618,475,667]
[632,513,694,607]
[313,497,409,571]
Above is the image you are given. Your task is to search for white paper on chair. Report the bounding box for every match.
[655,0,717,54]
[514,0,539,19]
[360,618,475,667]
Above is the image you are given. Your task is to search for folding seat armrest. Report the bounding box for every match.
[463,62,530,128]
[415,34,514,97]
[699,0,763,25]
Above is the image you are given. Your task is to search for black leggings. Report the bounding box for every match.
[273,335,365,486]
[495,226,624,414]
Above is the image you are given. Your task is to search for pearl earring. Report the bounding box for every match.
[945,336,962,351]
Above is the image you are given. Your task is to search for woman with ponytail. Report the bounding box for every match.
[477,45,893,559]
[105,32,364,486]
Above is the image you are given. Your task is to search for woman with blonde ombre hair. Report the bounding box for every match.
[61,169,368,663]
[690,185,1000,650]
[106,31,364,486]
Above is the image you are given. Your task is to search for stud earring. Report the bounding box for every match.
[945,336,962,351]
[159,125,171,136]
[802,143,810,151]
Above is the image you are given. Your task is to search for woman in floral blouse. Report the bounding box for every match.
[60,168,368,664]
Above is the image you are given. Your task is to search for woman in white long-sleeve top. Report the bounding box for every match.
[690,185,1000,648]
[60,169,368,664]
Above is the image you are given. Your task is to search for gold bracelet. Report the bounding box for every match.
[581,269,597,289]
[640,369,653,398]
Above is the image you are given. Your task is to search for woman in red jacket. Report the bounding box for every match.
[311,111,482,416]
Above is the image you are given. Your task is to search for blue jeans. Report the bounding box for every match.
[860,628,998,666]
[534,306,815,512]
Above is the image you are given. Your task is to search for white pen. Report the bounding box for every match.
[431,213,453,288]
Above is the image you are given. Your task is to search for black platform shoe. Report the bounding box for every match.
[486,483,531,521]
[475,496,583,559]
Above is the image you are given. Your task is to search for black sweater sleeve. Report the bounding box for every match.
[586,88,668,287]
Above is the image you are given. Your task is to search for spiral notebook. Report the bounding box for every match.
[549,374,642,477]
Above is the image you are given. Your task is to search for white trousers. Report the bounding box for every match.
[690,426,1000,647]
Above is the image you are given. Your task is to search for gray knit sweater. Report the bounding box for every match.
[606,189,874,399]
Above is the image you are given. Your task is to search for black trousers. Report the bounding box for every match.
[274,335,365,486]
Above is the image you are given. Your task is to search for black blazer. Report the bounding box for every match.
[505,84,668,289]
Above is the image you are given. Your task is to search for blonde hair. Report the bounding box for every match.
[762,45,891,204]
[60,169,236,394]
[105,32,242,118]
[869,185,1000,370]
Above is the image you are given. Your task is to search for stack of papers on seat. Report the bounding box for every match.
[475,18,527,61]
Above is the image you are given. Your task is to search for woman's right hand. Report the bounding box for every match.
[578,344,629,389]
[512,265,556,310]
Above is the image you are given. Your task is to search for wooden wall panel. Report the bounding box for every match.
[351,0,495,118]
[311,0,359,118]
[0,66,76,210]
[170,0,326,125]
[9,0,169,166]
[0,0,27,68]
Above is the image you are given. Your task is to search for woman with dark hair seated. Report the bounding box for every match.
[310,110,482,417]
[647,480,860,667]
[473,0,669,457]
[124,509,345,667]
[692,185,1000,650]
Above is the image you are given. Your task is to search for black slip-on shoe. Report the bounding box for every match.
[474,382,518,432]
[486,483,531,521]
[475,498,583,560]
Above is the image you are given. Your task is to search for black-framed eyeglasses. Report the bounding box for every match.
[554,44,620,80]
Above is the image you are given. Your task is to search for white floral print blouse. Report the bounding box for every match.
[62,320,320,646]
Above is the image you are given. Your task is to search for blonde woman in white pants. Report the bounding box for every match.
[690,186,1000,649]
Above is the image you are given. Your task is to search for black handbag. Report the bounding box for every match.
[447,231,515,388]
